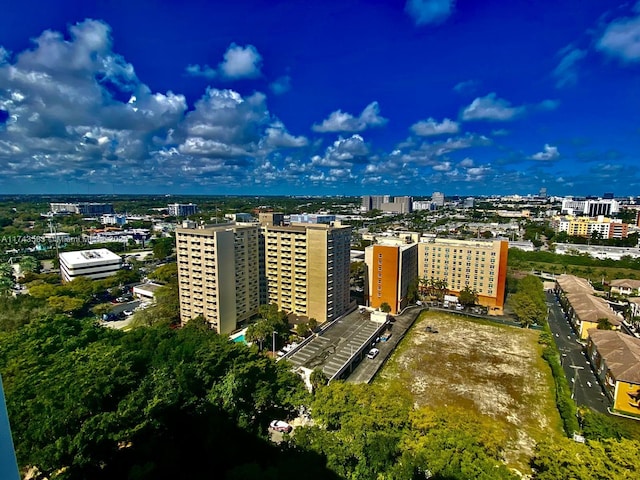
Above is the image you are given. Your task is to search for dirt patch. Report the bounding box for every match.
[379,311,563,471]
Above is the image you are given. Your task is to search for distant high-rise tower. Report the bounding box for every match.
[539,187,547,198]
[432,192,445,207]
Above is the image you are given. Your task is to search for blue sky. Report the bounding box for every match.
[0,0,639,197]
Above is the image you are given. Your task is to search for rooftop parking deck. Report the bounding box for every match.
[285,309,387,380]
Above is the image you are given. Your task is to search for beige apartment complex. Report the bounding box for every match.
[417,238,508,314]
[263,223,352,323]
[176,220,352,333]
[175,223,260,334]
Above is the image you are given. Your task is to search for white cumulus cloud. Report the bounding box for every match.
[461,93,525,121]
[410,117,459,136]
[529,144,559,161]
[312,101,388,133]
[186,43,263,80]
[405,0,454,26]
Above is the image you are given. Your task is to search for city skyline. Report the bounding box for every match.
[1,1,640,196]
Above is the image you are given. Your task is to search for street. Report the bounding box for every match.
[545,290,608,413]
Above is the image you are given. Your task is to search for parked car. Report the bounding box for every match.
[123,310,134,317]
[269,420,292,433]
[367,348,380,359]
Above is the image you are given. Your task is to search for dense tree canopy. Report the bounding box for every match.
[0,316,313,479]
[509,275,546,328]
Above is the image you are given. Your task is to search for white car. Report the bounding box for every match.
[269,420,292,433]
[123,310,134,317]
[367,348,380,359]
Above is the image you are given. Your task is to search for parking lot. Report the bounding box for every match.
[285,309,388,380]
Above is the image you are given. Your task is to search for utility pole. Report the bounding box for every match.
[272,331,277,358]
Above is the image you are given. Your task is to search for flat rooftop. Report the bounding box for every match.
[59,248,122,264]
[285,309,384,379]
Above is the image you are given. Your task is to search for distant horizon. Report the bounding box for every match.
[1,1,640,196]
[1,191,633,200]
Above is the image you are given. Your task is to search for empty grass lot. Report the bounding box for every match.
[377,310,564,472]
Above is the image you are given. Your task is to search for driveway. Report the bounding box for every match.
[346,305,425,384]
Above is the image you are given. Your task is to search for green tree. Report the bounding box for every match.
[396,407,517,480]
[148,262,178,284]
[380,302,392,313]
[510,292,542,328]
[246,319,273,351]
[309,368,328,393]
[152,237,174,260]
[91,302,114,318]
[1,316,311,479]
[19,255,40,274]
[295,322,311,337]
[458,285,479,307]
[47,295,86,315]
[597,317,613,330]
[531,437,640,480]
[308,317,318,332]
[406,276,419,304]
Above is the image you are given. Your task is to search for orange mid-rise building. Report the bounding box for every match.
[365,241,417,314]
[417,238,508,315]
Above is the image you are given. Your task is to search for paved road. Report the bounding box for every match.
[347,306,425,384]
[546,291,609,413]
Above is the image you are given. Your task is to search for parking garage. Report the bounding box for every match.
[283,308,390,381]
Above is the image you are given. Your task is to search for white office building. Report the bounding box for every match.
[59,249,123,282]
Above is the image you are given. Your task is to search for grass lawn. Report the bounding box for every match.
[509,261,640,281]
[377,310,564,473]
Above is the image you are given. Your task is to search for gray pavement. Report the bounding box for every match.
[546,290,609,413]
[347,305,425,384]
[101,300,141,329]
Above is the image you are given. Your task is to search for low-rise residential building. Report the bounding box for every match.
[59,248,123,282]
[610,279,640,297]
[555,274,622,339]
[50,202,114,215]
[552,215,629,239]
[587,329,640,416]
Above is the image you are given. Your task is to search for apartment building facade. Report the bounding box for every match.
[364,241,418,314]
[175,223,259,334]
[552,215,629,239]
[417,238,509,315]
[262,223,352,323]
